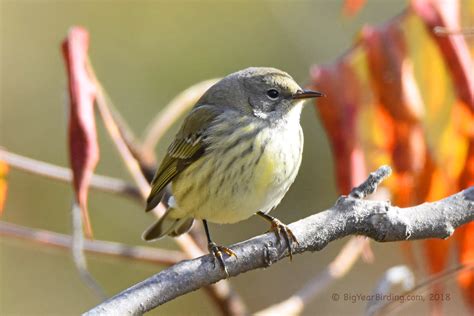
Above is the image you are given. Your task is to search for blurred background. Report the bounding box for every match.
[0,0,469,315]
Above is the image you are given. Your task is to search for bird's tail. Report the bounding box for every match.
[142,209,194,241]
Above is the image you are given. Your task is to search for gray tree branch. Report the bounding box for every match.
[85,166,474,315]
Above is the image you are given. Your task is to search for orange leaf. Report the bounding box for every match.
[0,161,8,215]
[62,27,99,237]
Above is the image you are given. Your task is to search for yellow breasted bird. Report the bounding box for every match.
[143,67,323,275]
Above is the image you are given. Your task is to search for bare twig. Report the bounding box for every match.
[376,264,474,315]
[85,166,474,315]
[98,90,157,182]
[0,221,184,265]
[434,26,474,36]
[255,237,368,316]
[87,62,150,199]
[141,79,219,155]
[348,165,391,199]
[71,203,107,299]
[366,265,415,315]
[0,148,140,200]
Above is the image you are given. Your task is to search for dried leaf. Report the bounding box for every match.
[62,27,98,237]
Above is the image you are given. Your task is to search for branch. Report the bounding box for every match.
[0,221,184,265]
[0,148,140,200]
[85,166,474,315]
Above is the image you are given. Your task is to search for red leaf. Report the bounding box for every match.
[342,0,367,17]
[310,60,367,194]
[62,27,98,237]
[0,161,8,215]
[412,0,474,110]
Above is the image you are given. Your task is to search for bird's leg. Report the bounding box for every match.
[257,211,299,260]
[203,220,236,277]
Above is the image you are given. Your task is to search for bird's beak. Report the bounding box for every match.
[292,89,325,100]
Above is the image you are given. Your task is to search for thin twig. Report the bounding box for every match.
[366,265,415,316]
[100,90,157,182]
[376,264,474,315]
[71,202,107,300]
[0,148,140,200]
[141,79,219,155]
[348,165,391,199]
[434,26,474,36]
[85,166,474,315]
[0,221,184,265]
[87,62,150,199]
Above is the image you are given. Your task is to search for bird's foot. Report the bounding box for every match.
[268,218,299,260]
[208,242,237,277]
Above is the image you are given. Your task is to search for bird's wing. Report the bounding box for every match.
[145,105,220,211]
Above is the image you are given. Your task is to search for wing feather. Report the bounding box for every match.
[145,105,220,212]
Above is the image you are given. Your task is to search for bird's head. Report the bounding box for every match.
[197,67,323,122]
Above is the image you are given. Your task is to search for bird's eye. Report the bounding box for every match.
[266,89,280,100]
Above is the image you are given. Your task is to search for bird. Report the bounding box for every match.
[143,67,323,275]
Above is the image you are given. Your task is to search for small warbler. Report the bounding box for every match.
[143,67,322,274]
